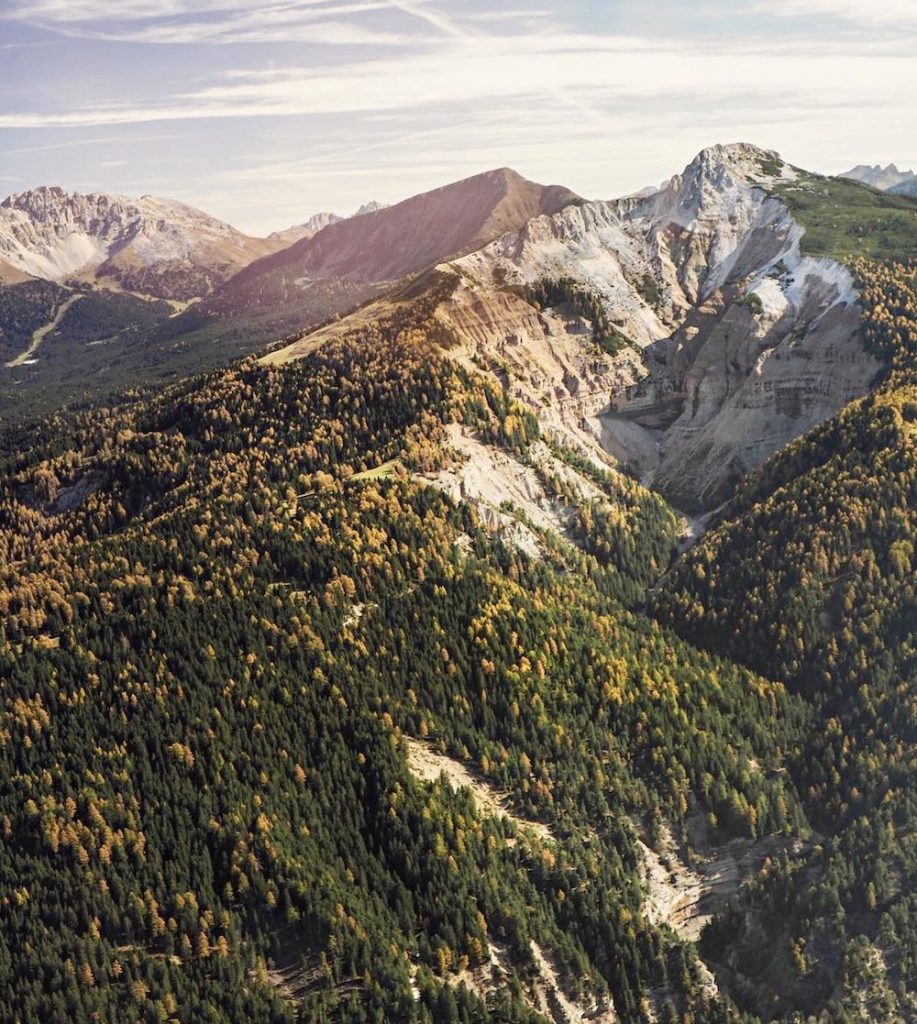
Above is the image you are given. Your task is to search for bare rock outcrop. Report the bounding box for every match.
[0,186,280,298]
[451,144,883,510]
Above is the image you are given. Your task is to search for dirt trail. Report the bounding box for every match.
[404,736,553,843]
[6,292,84,367]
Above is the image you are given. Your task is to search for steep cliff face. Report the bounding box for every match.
[450,144,883,510]
[456,196,674,346]
[434,276,646,446]
[619,269,877,509]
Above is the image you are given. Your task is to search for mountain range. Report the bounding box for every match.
[0,151,903,429]
[0,167,583,420]
[841,162,917,194]
[0,186,279,298]
[0,141,915,1024]
[3,146,915,511]
[264,143,909,511]
[265,202,388,247]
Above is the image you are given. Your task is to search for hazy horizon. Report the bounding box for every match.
[1,0,915,235]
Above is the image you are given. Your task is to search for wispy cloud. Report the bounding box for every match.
[384,0,473,38]
[0,30,911,129]
[761,0,917,28]
[3,0,438,45]
[1,0,914,233]
[6,0,321,21]
[4,133,179,155]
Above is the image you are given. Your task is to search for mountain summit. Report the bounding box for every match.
[0,187,279,298]
[232,167,582,290]
[266,211,344,246]
[839,162,916,192]
[265,201,390,247]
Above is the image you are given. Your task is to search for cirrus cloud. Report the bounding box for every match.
[0,0,914,234]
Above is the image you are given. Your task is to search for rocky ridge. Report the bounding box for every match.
[266,211,343,246]
[0,186,280,298]
[446,144,882,509]
[265,144,883,513]
[840,163,916,192]
[264,204,388,246]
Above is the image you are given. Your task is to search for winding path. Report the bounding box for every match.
[6,292,84,368]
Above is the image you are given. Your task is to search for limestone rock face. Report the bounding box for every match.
[646,280,876,510]
[451,144,882,510]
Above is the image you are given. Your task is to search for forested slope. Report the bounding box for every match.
[0,302,811,1023]
[653,260,916,1020]
[1,224,914,1022]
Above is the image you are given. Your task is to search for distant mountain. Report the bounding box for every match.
[265,202,389,247]
[266,211,343,246]
[230,167,582,294]
[890,178,917,197]
[354,200,387,217]
[0,172,580,422]
[839,162,916,192]
[172,167,583,358]
[0,187,281,299]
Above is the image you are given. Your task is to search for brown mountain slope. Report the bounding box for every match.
[230,167,582,289]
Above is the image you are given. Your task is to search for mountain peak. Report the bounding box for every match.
[643,143,788,225]
[0,185,275,296]
[839,162,916,191]
[2,183,73,205]
[354,200,387,217]
[687,142,785,177]
[232,167,581,289]
[1,185,200,225]
[266,210,343,244]
[485,166,525,180]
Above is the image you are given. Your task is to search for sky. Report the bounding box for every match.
[0,0,914,235]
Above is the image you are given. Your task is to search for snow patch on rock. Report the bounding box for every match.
[748,276,789,319]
